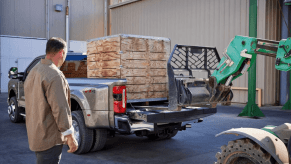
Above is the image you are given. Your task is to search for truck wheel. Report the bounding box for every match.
[90,129,107,152]
[215,138,276,164]
[166,130,178,139]
[8,97,23,123]
[72,111,94,154]
[147,134,166,140]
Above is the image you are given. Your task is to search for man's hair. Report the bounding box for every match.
[45,37,67,55]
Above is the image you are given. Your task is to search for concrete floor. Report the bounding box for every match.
[1,92,291,164]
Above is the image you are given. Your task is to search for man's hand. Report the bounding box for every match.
[65,134,78,153]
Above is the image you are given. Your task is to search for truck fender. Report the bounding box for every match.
[70,91,90,110]
[70,90,91,125]
[216,128,289,164]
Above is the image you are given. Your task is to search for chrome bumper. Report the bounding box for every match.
[114,115,154,133]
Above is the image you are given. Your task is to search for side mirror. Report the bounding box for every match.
[8,67,18,79]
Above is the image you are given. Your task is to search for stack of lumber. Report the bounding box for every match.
[87,34,171,100]
[60,61,87,78]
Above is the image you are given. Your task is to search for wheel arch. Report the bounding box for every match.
[8,89,16,100]
[216,128,289,164]
[70,97,82,111]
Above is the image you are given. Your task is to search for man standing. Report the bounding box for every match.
[24,37,78,164]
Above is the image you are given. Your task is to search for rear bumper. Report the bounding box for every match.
[127,107,216,123]
[114,107,216,133]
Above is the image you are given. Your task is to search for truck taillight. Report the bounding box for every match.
[113,86,127,114]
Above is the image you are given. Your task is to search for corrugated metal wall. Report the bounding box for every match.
[0,0,104,41]
[0,0,46,38]
[256,0,281,106]
[110,0,281,105]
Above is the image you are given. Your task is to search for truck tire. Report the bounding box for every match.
[90,129,107,152]
[148,130,179,140]
[147,134,167,140]
[166,130,178,139]
[8,97,23,123]
[72,111,94,154]
[215,138,277,164]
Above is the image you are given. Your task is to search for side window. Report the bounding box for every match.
[26,59,41,74]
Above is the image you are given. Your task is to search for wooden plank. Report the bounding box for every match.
[88,60,120,69]
[126,76,167,84]
[121,68,166,77]
[120,37,147,52]
[149,53,168,60]
[121,59,148,68]
[127,91,167,100]
[127,92,147,100]
[87,61,97,70]
[87,41,100,55]
[231,86,262,107]
[149,61,167,68]
[122,52,168,60]
[98,60,120,68]
[87,36,120,54]
[87,68,120,78]
[96,53,120,61]
[99,37,120,53]
[149,69,167,76]
[122,52,147,59]
[148,39,171,53]
[87,54,96,62]
[147,91,167,98]
[126,84,167,92]
[121,69,147,77]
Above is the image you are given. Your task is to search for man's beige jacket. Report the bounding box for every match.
[24,58,72,152]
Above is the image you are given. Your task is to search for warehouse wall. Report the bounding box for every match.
[110,0,281,105]
[0,0,104,41]
[258,0,281,106]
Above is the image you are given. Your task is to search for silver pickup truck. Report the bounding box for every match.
[7,46,229,154]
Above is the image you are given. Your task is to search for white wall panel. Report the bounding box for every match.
[69,40,87,54]
[1,36,46,92]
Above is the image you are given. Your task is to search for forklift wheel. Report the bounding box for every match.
[215,138,277,164]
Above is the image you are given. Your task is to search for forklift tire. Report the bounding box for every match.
[215,138,277,164]
[90,129,107,152]
[8,97,23,123]
[72,111,94,154]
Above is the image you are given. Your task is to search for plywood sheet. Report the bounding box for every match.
[127,91,167,99]
[126,84,167,92]
[126,76,167,84]
[120,37,147,52]
[87,36,121,54]
[148,39,171,53]
[88,68,120,78]
[121,69,167,77]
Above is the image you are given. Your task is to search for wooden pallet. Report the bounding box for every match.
[87,34,171,100]
[60,61,87,78]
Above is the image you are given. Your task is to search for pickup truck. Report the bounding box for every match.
[7,46,227,154]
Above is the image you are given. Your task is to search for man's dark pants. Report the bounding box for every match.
[35,145,63,164]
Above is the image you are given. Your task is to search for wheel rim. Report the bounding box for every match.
[72,120,80,145]
[9,102,16,120]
